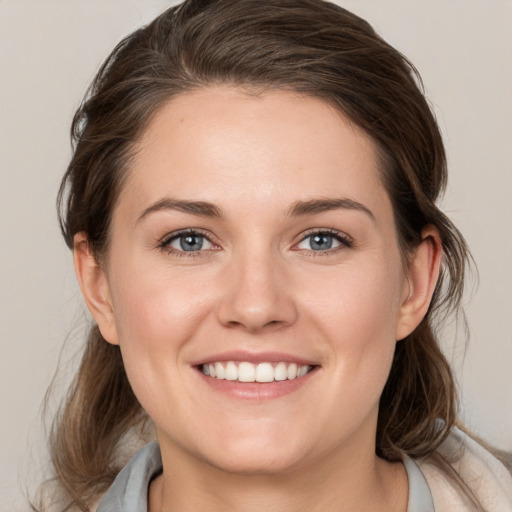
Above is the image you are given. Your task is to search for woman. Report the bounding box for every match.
[38,0,511,511]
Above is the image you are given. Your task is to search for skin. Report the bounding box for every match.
[74,87,441,512]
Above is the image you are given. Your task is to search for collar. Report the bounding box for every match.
[96,442,434,512]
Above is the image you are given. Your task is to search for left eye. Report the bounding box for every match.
[296,232,348,251]
[165,232,213,252]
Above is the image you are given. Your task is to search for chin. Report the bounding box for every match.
[181,424,313,476]
[204,446,307,476]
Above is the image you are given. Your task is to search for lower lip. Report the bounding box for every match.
[196,367,319,400]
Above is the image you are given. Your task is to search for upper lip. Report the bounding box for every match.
[190,350,319,367]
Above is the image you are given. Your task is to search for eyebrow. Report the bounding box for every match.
[137,196,375,223]
[137,198,222,222]
[287,198,375,222]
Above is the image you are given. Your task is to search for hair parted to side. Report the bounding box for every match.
[40,0,480,510]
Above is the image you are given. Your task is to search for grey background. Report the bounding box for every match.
[1,1,511,510]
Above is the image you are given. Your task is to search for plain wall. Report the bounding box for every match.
[1,1,511,510]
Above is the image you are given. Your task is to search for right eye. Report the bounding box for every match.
[161,230,214,254]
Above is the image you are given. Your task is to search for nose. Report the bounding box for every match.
[216,249,298,333]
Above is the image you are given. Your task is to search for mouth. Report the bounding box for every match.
[198,361,316,383]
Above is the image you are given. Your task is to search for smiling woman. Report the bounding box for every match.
[78,89,415,479]
[34,1,512,512]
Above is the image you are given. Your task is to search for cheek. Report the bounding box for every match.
[106,262,212,416]
[305,257,404,342]
[303,256,405,389]
[106,259,218,407]
[110,259,207,340]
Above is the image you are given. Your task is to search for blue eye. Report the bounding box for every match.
[309,233,335,250]
[296,231,351,251]
[164,232,213,252]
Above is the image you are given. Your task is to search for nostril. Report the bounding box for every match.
[215,283,298,332]
[223,318,283,332]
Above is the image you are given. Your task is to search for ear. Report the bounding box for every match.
[73,233,119,345]
[395,227,442,341]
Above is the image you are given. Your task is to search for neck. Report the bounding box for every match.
[149,437,408,512]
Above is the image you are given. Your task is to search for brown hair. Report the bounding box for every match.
[40,0,487,509]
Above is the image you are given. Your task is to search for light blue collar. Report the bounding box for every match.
[403,455,436,512]
[97,442,435,512]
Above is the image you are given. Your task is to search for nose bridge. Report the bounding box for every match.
[216,240,296,332]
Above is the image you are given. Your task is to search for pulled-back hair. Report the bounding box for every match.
[41,0,481,509]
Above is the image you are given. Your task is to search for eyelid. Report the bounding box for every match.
[293,228,353,252]
[159,228,220,255]
[157,227,352,256]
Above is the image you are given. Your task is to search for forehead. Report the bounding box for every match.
[119,86,390,222]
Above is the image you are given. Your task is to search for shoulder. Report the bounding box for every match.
[417,428,512,512]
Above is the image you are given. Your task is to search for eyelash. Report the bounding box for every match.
[158,228,353,258]
[159,229,217,258]
[294,229,353,256]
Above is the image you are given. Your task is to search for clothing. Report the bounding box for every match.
[96,428,512,512]
[96,442,162,512]
[416,428,512,511]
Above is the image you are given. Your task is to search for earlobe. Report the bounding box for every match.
[395,227,442,341]
[73,233,119,345]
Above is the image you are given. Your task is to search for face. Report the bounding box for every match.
[88,87,418,474]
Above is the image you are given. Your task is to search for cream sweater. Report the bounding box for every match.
[417,428,512,511]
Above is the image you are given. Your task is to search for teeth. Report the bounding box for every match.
[238,362,255,382]
[287,363,298,379]
[274,362,288,381]
[297,365,308,378]
[201,361,312,383]
[214,362,225,379]
[225,361,238,381]
[255,362,274,382]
